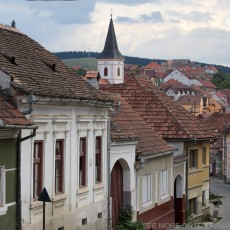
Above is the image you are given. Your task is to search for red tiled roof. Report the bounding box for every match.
[144,61,162,69]
[110,97,174,155]
[100,77,217,139]
[161,79,189,91]
[85,71,100,79]
[177,95,202,105]
[199,79,217,89]
[217,89,230,105]
[0,95,32,126]
[205,112,230,133]
[99,79,110,85]
[0,26,111,103]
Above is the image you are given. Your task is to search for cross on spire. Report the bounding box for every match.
[110,8,113,18]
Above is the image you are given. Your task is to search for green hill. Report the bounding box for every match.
[62,57,97,70]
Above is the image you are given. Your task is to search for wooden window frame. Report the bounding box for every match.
[79,137,87,187]
[104,67,108,77]
[202,147,207,165]
[0,166,5,208]
[33,141,43,200]
[161,169,168,197]
[142,174,151,204]
[95,136,102,183]
[55,139,64,194]
[189,149,198,169]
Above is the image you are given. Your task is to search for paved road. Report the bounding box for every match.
[176,178,230,230]
[207,178,230,230]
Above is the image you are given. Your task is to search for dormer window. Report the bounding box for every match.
[104,67,108,77]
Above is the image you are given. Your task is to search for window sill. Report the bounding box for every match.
[202,164,209,168]
[160,194,169,200]
[142,201,152,208]
[94,183,104,190]
[77,187,89,195]
[30,200,43,209]
[189,168,202,174]
[0,206,7,215]
[52,193,67,202]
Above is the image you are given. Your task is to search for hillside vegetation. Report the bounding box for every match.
[54,51,230,74]
[62,58,97,70]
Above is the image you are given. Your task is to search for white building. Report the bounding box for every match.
[164,68,202,87]
[0,24,113,230]
[97,17,125,84]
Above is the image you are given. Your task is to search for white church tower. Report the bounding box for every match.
[97,16,125,84]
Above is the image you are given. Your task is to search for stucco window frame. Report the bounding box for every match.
[142,174,152,206]
[0,165,7,215]
[95,136,102,184]
[52,118,70,199]
[33,141,44,201]
[160,169,169,199]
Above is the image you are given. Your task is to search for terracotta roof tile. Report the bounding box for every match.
[101,77,217,140]
[0,95,32,126]
[0,26,111,103]
[85,71,100,79]
[199,79,217,89]
[110,96,174,156]
[205,112,230,133]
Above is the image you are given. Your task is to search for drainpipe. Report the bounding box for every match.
[16,95,37,230]
[185,143,189,223]
[16,127,37,230]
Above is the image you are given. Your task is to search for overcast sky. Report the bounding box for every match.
[1,0,230,66]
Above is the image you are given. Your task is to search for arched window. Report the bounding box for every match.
[104,67,108,76]
[117,67,120,76]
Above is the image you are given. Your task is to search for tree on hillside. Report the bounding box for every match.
[11,20,16,28]
[76,67,87,76]
[211,72,230,89]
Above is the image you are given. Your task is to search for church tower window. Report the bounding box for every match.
[104,67,108,76]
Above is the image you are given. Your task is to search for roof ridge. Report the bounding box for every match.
[0,24,24,34]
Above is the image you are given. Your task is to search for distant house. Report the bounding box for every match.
[205,112,230,182]
[0,95,33,229]
[84,70,101,89]
[164,68,202,87]
[204,66,219,76]
[161,79,195,100]
[198,79,217,92]
[177,95,203,116]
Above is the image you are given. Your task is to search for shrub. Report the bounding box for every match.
[115,205,144,230]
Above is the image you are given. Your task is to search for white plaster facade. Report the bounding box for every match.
[110,141,137,218]
[19,100,110,230]
[137,154,174,214]
[165,88,195,101]
[98,59,124,84]
[164,69,202,87]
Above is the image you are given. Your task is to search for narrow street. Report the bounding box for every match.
[175,178,230,230]
[207,178,230,229]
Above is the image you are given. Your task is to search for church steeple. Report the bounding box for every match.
[97,17,124,60]
[97,16,125,84]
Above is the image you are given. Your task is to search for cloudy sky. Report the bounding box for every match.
[1,0,230,66]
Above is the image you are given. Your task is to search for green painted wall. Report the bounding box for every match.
[0,205,16,229]
[0,138,17,230]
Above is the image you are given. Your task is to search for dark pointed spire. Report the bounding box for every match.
[97,17,124,60]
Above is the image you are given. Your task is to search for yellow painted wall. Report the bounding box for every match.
[188,141,210,190]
